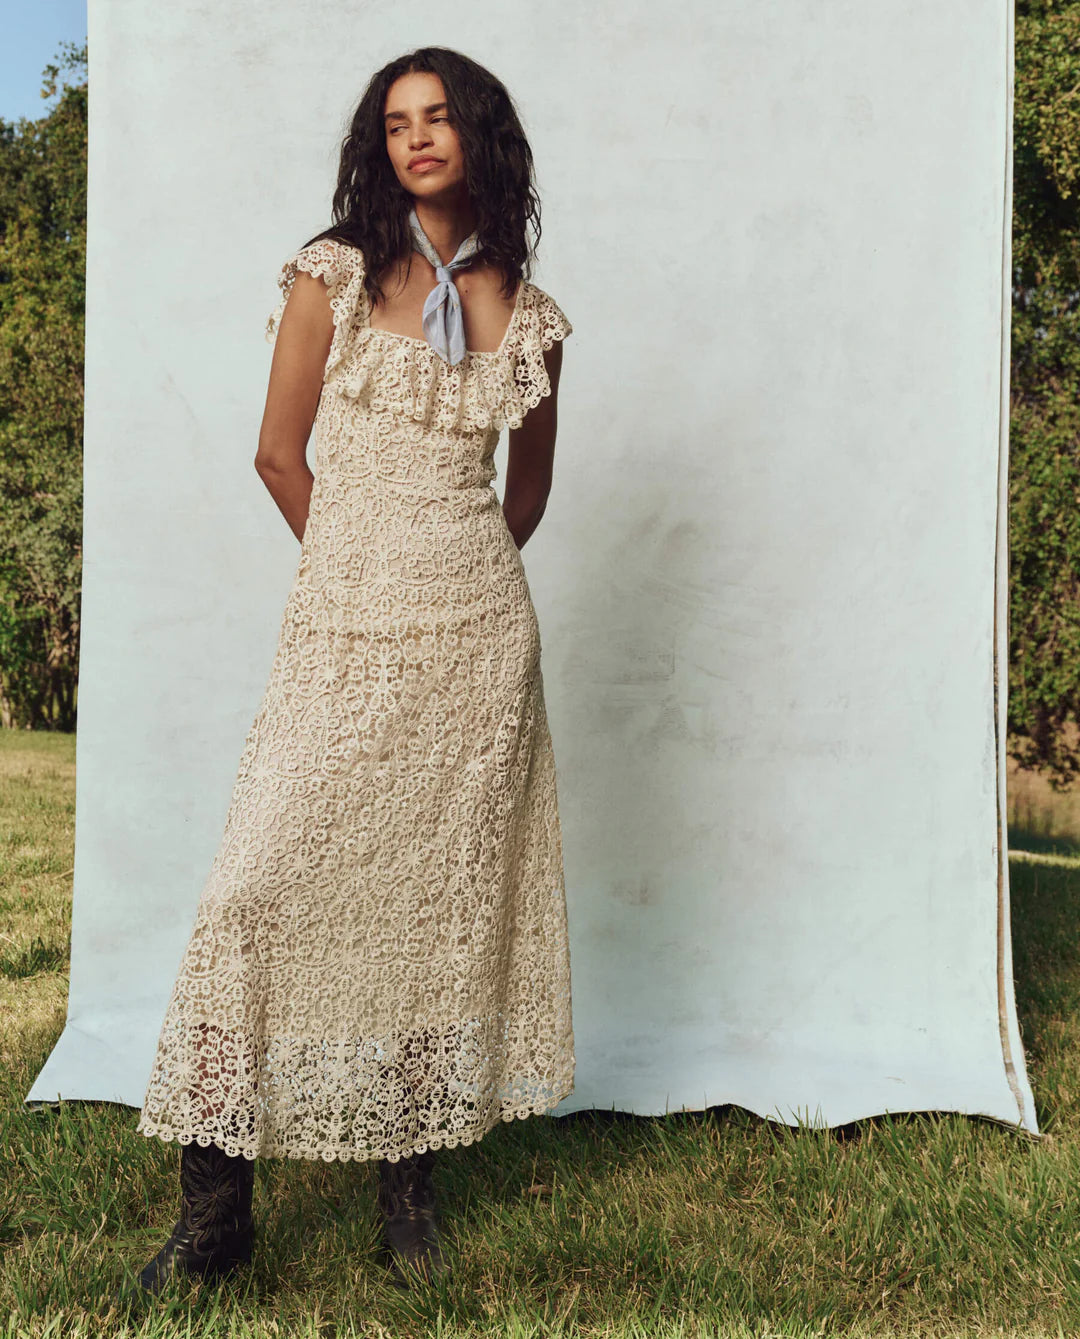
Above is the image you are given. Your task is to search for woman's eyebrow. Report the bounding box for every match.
[384,101,448,124]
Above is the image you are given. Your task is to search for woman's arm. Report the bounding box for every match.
[255,272,336,543]
[502,341,564,551]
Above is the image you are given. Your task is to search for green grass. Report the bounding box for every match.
[4,730,1080,1336]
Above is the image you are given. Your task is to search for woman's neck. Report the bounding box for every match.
[412,197,478,266]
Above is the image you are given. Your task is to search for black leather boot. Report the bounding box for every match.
[377,1147,446,1284]
[136,1138,255,1295]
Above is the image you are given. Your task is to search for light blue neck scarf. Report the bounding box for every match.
[407,206,481,366]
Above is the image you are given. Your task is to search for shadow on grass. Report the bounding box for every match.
[1008,824,1080,859]
[1002,841,1080,1135]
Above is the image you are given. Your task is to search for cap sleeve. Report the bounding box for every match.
[265,237,366,346]
[532,287,573,350]
[495,284,572,428]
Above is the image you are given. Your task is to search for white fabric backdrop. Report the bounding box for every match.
[27,0,1036,1135]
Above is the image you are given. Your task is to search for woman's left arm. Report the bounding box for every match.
[502,341,564,551]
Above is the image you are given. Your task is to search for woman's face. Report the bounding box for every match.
[383,71,467,201]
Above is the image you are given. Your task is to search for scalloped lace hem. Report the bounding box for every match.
[134,1086,575,1164]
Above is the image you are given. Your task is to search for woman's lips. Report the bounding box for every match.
[409,158,444,172]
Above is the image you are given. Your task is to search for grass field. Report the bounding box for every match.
[4,729,1080,1337]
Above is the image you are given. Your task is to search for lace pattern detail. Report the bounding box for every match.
[265,238,572,432]
[136,237,575,1163]
[265,238,371,383]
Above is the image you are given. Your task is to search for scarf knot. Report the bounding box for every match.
[408,208,481,366]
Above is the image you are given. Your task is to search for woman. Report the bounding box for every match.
[131,46,575,1294]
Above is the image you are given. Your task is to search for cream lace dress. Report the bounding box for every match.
[135,236,575,1163]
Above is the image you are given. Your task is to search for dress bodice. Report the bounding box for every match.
[265,236,573,438]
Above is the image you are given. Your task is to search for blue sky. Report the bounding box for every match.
[1,0,88,123]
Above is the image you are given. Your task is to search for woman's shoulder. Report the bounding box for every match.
[265,234,367,346]
[282,234,367,285]
[518,278,573,350]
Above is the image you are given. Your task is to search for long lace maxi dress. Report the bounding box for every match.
[134,237,576,1163]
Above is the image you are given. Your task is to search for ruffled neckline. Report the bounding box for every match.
[267,237,572,436]
[363,276,526,361]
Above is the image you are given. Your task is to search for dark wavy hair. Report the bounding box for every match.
[301,47,542,306]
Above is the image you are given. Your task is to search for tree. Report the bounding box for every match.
[1009,1,1080,785]
[0,41,86,730]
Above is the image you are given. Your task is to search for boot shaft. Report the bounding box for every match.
[377,1147,437,1220]
[179,1138,256,1247]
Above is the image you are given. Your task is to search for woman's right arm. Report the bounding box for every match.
[255,271,336,543]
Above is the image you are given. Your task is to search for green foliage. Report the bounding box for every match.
[1010,4,1080,785]
[0,42,86,731]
